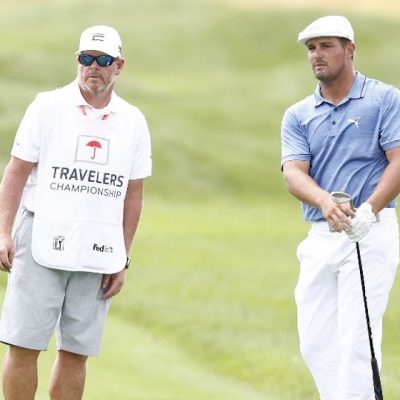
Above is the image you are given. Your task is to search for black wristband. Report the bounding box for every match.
[125,256,131,269]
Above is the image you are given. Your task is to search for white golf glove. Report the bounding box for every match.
[346,202,375,243]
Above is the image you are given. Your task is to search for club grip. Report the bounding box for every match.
[371,357,383,400]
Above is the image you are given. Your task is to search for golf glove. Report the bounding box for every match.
[346,202,375,243]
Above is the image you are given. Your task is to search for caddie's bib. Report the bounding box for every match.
[31,92,137,273]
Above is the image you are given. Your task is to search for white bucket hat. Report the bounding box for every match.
[76,25,122,58]
[298,16,354,45]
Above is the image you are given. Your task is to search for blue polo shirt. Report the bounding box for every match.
[281,72,400,222]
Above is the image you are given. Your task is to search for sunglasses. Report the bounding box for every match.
[78,54,116,67]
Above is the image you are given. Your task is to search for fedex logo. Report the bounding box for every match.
[93,243,114,253]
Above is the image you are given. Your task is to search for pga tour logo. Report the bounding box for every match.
[75,135,110,165]
[53,236,65,251]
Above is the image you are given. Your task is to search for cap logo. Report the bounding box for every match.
[77,26,122,57]
[91,33,105,42]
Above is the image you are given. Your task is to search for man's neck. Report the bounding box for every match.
[320,70,357,105]
[79,86,113,109]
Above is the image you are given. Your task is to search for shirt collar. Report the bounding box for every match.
[314,72,367,107]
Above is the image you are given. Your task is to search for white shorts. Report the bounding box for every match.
[0,210,110,356]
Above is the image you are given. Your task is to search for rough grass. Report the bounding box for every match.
[1,0,400,399]
[221,0,400,15]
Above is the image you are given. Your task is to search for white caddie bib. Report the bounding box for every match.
[30,92,137,273]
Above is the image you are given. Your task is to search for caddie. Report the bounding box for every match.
[0,25,152,400]
[280,15,400,399]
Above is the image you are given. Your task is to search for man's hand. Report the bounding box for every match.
[322,196,355,233]
[101,268,126,299]
[0,233,14,272]
[346,203,375,243]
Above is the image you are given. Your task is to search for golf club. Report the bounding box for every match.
[355,242,383,400]
[331,192,383,400]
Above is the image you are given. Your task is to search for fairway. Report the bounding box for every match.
[1,0,400,399]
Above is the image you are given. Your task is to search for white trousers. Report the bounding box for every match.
[295,208,399,400]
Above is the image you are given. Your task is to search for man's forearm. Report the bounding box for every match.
[0,158,35,235]
[283,162,330,209]
[366,156,400,214]
[123,179,144,254]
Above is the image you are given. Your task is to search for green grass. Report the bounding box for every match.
[1,0,400,399]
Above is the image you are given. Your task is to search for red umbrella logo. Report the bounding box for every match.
[86,140,102,159]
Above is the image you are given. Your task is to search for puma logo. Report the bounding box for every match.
[348,117,360,128]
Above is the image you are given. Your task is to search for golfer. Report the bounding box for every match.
[0,25,151,399]
[281,16,400,399]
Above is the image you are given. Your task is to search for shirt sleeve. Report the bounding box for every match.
[378,85,400,151]
[11,94,43,163]
[129,110,152,180]
[280,107,311,168]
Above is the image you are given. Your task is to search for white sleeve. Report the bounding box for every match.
[11,95,43,163]
[130,110,152,180]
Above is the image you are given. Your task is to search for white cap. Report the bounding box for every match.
[297,16,354,45]
[76,25,122,58]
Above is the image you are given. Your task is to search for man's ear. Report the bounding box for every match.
[347,43,356,61]
[115,58,125,75]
